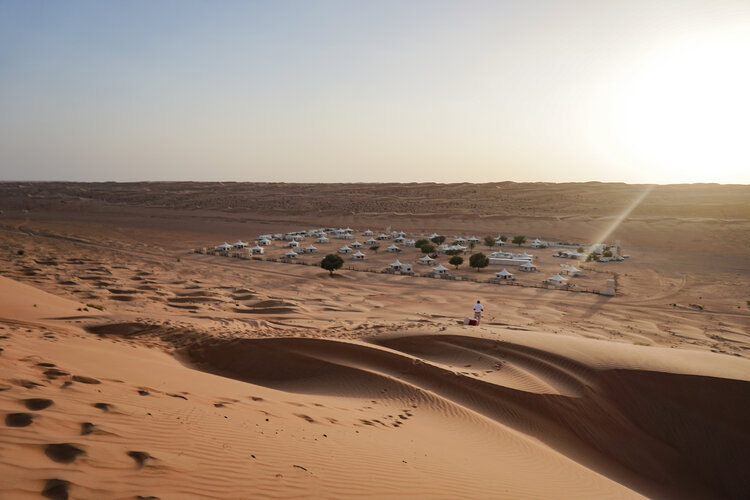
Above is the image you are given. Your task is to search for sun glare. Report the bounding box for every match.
[613,30,750,184]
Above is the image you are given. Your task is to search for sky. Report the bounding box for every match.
[1,0,749,184]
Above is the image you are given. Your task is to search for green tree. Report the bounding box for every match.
[577,247,585,253]
[430,235,446,246]
[421,243,436,254]
[469,241,476,251]
[602,250,613,257]
[586,252,600,262]
[469,252,490,272]
[512,235,526,247]
[445,248,463,256]
[449,255,464,270]
[499,235,508,242]
[414,239,430,250]
[321,254,344,276]
[483,236,495,249]
[369,245,380,253]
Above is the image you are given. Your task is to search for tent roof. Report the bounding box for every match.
[549,274,566,281]
[496,268,513,276]
[390,259,402,266]
[433,264,449,271]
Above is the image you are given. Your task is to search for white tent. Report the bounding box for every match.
[233,240,247,249]
[387,244,400,252]
[429,233,440,239]
[394,237,405,243]
[351,241,362,248]
[378,233,390,240]
[338,245,352,254]
[288,241,300,247]
[363,229,374,236]
[454,237,466,243]
[530,238,544,248]
[565,266,582,276]
[352,250,366,260]
[519,262,537,272]
[495,238,506,246]
[250,245,264,255]
[390,259,403,268]
[317,235,329,243]
[418,255,434,264]
[305,244,317,253]
[285,250,298,258]
[495,268,514,279]
[217,242,232,251]
[547,274,567,284]
[432,264,449,274]
[404,239,416,247]
[365,238,378,245]
[257,238,272,246]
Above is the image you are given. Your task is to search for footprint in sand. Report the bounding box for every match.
[45,443,85,464]
[127,451,155,469]
[42,478,70,500]
[80,422,97,435]
[5,412,34,427]
[24,398,54,411]
[15,379,44,389]
[71,375,101,384]
[43,369,70,379]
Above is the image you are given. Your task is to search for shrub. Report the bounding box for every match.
[421,243,436,254]
[414,239,430,249]
[512,235,526,246]
[17,249,24,255]
[430,235,446,246]
[321,254,344,276]
[469,252,489,272]
[602,250,613,257]
[369,245,380,253]
[449,255,464,269]
[484,236,495,248]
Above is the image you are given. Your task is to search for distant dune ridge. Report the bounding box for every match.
[1,181,749,499]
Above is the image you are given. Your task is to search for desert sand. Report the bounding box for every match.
[1,181,749,499]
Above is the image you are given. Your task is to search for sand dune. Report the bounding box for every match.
[1,182,749,498]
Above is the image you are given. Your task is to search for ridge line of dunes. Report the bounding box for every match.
[178,334,750,500]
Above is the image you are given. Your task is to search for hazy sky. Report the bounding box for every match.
[1,0,748,183]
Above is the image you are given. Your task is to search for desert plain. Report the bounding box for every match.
[0,181,749,499]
